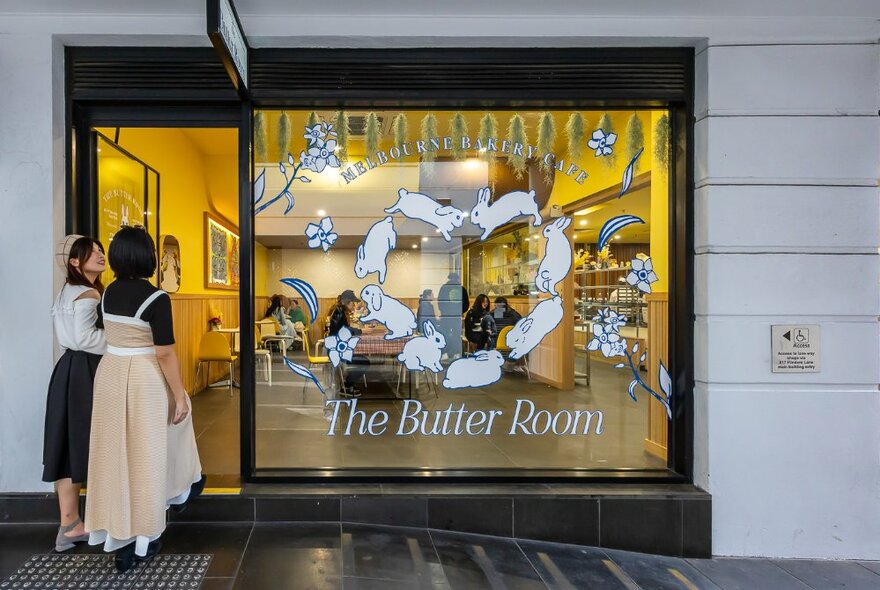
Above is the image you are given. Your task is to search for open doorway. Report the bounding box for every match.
[93,127,241,488]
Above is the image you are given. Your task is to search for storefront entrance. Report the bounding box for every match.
[67,46,693,486]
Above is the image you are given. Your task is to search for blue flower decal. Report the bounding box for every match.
[587,307,671,419]
[305,217,339,252]
[304,124,325,145]
[588,129,617,157]
[324,326,360,368]
[626,257,659,293]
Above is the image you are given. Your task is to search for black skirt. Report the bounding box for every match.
[42,349,101,483]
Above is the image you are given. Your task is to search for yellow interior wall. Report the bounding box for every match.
[101,128,239,295]
[254,242,269,298]
[649,111,669,293]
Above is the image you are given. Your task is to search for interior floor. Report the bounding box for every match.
[191,351,666,480]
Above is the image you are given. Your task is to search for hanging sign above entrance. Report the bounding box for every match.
[207,0,249,92]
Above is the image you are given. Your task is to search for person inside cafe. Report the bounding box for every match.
[464,294,493,351]
[417,288,437,330]
[265,294,297,338]
[489,296,522,347]
[286,297,307,326]
[327,289,370,397]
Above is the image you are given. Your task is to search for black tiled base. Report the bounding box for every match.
[0,485,712,558]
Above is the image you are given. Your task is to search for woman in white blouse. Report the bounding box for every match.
[44,236,107,552]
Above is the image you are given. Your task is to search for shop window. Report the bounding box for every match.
[252,109,672,473]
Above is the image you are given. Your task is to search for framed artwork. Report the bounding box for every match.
[204,212,240,290]
[159,234,181,293]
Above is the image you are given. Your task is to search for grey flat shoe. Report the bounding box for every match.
[55,518,88,552]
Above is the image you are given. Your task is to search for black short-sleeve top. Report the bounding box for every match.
[101,278,175,346]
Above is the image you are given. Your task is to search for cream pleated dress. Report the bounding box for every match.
[85,288,201,556]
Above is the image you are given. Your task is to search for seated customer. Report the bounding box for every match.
[286,298,307,328]
[417,289,437,330]
[327,289,369,397]
[490,296,522,341]
[265,295,297,338]
[464,294,493,351]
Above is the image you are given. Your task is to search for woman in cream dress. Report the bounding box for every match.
[85,226,204,572]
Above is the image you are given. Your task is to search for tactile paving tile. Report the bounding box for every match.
[0,553,211,590]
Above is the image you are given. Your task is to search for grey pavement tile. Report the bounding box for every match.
[687,558,812,590]
[774,559,880,590]
[341,523,449,587]
[518,539,633,590]
[860,562,880,576]
[429,530,546,589]
[604,548,722,590]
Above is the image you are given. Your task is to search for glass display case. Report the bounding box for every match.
[464,224,539,297]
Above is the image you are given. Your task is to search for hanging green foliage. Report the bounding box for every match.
[597,112,616,167]
[277,112,292,162]
[537,112,556,180]
[254,111,268,163]
[654,114,671,171]
[625,113,645,173]
[507,114,528,179]
[420,113,438,164]
[477,113,498,162]
[449,112,469,160]
[307,111,320,129]
[392,113,408,150]
[565,113,586,162]
[334,111,349,163]
[364,112,380,159]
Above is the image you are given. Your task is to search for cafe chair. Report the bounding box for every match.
[230,327,272,386]
[301,329,332,391]
[257,319,295,357]
[495,325,531,380]
[195,331,238,397]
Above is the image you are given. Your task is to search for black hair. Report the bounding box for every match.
[108,226,157,280]
[494,296,508,306]
[266,295,283,318]
[470,293,489,314]
[67,236,105,294]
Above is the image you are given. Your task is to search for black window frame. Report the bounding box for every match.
[65,45,694,485]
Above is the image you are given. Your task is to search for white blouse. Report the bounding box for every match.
[51,283,107,355]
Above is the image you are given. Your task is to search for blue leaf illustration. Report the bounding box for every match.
[283,357,324,394]
[640,351,647,364]
[627,379,638,401]
[279,277,319,325]
[597,215,645,252]
[278,162,286,174]
[298,177,311,183]
[253,169,266,205]
[287,152,295,166]
[632,341,640,354]
[283,192,294,215]
[614,363,626,369]
[620,147,644,197]
[659,361,672,401]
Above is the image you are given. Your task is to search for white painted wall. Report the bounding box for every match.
[0,2,878,560]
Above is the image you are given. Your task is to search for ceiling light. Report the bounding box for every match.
[421,237,428,242]
[317,210,326,216]
[614,235,621,240]
[579,220,587,227]
[464,159,480,170]
[411,244,418,249]
[462,212,469,218]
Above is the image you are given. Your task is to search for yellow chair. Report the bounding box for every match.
[231,327,272,386]
[495,325,530,380]
[301,329,332,390]
[195,331,238,396]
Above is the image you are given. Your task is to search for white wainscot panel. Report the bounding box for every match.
[704,386,880,559]
[694,317,879,385]
[695,116,879,185]
[703,44,880,116]
[695,253,879,316]
[695,185,880,253]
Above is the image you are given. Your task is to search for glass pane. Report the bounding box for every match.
[96,133,148,286]
[253,109,671,473]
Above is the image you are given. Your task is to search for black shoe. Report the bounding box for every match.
[171,474,208,513]
[114,545,136,573]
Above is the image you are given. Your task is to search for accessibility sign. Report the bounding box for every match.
[771,324,820,373]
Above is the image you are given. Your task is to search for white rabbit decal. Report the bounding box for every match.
[398,320,446,372]
[360,284,417,340]
[120,204,130,227]
[470,187,542,241]
[506,296,564,360]
[442,350,505,389]
[354,216,397,284]
[535,216,573,296]
[384,188,465,242]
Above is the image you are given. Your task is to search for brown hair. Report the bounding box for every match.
[67,236,105,294]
